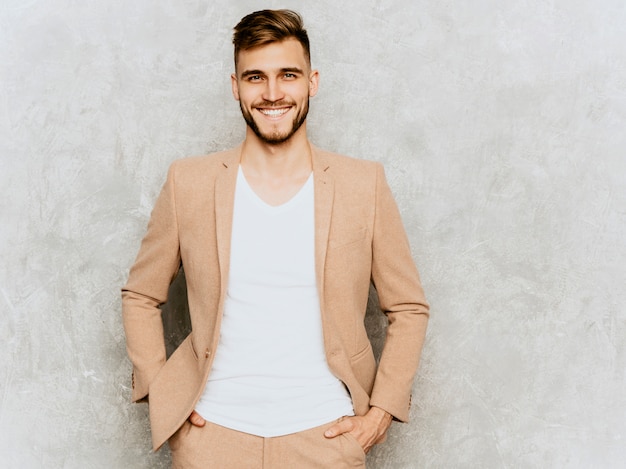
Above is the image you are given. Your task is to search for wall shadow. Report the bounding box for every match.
[365,283,387,362]
[161,267,192,358]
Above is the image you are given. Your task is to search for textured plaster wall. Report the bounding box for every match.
[1,0,625,467]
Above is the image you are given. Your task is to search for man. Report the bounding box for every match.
[122,9,429,468]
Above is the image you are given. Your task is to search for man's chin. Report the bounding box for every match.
[243,111,307,145]
[258,133,292,145]
[250,124,295,145]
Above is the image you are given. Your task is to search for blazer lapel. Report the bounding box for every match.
[312,145,334,300]
[311,145,346,362]
[214,146,242,300]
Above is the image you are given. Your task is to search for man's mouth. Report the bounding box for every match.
[257,107,291,118]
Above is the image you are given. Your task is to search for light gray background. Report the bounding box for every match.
[1,0,625,468]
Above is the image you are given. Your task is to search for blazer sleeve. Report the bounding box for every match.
[121,162,182,403]
[368,163,429,422]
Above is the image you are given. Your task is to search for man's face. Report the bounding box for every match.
[232,39,319,145]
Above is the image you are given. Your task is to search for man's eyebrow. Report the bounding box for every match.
[280,67,304,74]
[240,69,265,79]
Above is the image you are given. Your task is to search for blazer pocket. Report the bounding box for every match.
[350,343,376,394]
[328,226,367,249]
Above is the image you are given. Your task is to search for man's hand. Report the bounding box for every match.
[188,410,206,427]
[324,406,393,453]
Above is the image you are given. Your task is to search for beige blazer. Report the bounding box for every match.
[122,144,429,450]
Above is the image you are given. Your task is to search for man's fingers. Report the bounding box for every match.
[324,418,353,438]
[188,410,206,427]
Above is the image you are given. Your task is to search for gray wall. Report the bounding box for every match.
[1,0,625,467]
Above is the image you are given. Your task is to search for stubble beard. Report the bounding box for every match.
[240,99,309,145]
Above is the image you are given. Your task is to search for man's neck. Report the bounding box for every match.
[239,127,313,206]
[240,128,312,179]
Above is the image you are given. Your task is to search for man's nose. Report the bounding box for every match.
[262,78,284,102]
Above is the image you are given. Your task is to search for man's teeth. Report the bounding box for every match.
[259,108,289,117]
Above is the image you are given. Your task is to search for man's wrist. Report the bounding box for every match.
[368,406,393,424]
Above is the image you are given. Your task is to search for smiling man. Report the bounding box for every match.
[236,42,311,145]
[122,9,429,468]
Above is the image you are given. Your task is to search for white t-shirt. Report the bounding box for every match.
[194,167,354,437]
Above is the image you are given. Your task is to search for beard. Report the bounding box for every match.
[240,99,309,145]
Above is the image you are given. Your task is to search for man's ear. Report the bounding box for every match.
[231,73,240,101]
[309,70,320,98]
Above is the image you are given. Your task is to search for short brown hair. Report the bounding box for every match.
[233,9,310,68]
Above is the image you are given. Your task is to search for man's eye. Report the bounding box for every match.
[284,73,296,78]
[248,75,262,81]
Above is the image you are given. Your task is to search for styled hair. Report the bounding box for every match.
[233,9,310,68]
